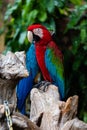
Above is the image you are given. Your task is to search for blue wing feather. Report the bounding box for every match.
[17,44,39,114]
[45,46,65,99]
[26,44,39,78]
[17,74,33,114]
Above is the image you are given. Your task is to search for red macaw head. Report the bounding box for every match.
[27,24,52,45]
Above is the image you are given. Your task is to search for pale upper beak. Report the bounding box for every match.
[27,31,33,43]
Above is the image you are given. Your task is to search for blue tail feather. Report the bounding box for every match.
[17,73,33,114]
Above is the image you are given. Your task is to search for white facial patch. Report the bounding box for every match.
[33,28,43,38]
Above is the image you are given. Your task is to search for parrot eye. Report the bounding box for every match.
[33,28,43,38]
[33,33,40,42]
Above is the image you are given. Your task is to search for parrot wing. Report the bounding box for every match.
[17,44,40,114]
[26,44,39,78]
[45,41,65,99]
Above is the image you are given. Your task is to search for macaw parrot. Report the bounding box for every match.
[17,24,65,115]
[27,24,65,98]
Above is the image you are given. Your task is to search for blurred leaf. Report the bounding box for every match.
[26,0,31,4]
[4,4,18,20]
[54,0,65,8]
[19,31,26,44]
[80,28,86,43]
[13,28,20,39]
[3,46,12,55]
[15,0,22,4]
[46,0,55,13]
[84,59,87,65]
[83,45,87,50]
[70,0,82,5]
[27,9,38,24]
[67,4,87,29]
[39,11,47,22]
[72,39,80,54]
[0,27,4,34]
[73,59,81,71]
[83,112,87,123]
[22,0,33,18]
[0,0,2,8]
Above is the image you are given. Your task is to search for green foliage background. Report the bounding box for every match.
[0,0,87,122]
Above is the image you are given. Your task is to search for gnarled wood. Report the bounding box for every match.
[12,112,40,130]
[0,51,29,110]
[0,78,17,110]
[0,51,40,130]
[0,51,28,79]
[0,51,87,130]
[0,112,40,130]
[61,118,87,130]
[30,84,87,130]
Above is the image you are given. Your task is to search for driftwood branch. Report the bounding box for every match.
[0,51,40,130]
[0,51,87,130]
[0,51,28,79]
[0,51,29,110]
[12,112,40,130]
[0,111,40,130]
[30,85,87,130]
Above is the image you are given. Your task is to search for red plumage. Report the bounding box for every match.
[35,44,52,82]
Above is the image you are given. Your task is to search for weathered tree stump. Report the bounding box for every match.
[0,51,87,130]
[30,85,87,130]
[0,51,28,109]
[0,51,40,130]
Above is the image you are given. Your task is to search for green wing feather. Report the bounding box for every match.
[45,41,65,99]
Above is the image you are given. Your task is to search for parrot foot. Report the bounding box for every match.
[34,81,51,92]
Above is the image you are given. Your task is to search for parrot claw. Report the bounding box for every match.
[34,81,51,92]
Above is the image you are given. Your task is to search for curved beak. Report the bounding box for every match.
[27,31,33,43]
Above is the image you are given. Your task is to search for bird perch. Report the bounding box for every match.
[0,51,87,130]
[0,51,40,130]
[30,85,87,130]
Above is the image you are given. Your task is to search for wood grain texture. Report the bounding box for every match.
[30,85,87,130]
